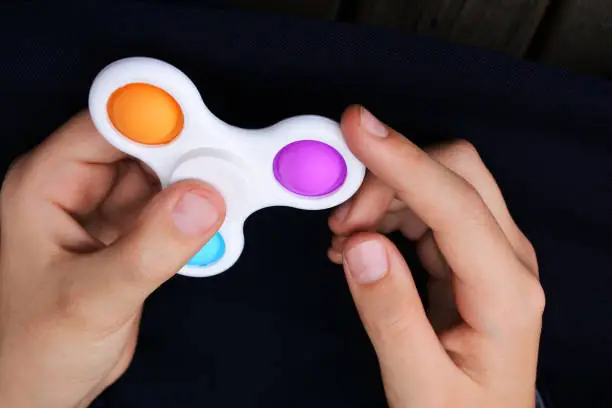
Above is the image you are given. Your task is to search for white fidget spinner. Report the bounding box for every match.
[88,57,366,277]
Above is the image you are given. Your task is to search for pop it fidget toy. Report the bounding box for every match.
[89,57,366,277]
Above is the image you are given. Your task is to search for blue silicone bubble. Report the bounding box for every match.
[187,232,226,267]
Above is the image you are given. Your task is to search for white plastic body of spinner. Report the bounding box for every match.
[89,57,365,277]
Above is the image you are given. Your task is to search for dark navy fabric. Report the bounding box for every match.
[1,1,611,407]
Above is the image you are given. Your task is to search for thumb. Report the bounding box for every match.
[70,180,225,320]
[341,233,454,400]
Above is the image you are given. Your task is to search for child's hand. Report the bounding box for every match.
[0,112,225,408]
[328,106,544,408]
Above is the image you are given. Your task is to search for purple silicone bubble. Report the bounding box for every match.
[273,140,348,197]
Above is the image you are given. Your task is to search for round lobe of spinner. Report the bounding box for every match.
[273,140,347,197]
[107,83,184,145]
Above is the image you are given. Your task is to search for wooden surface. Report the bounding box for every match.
[226,0,341,19]
[221,0,612,76]
[530,0,612,75]
[352,0,550,56]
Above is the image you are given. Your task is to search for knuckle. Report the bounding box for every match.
[454,181,489,220]
[503,275,546,330]
[525,278,546,316]
[432,139,482,169]
[1,155,26,199]
[430,140,496,195]
[449,139,479,159]
[1,154,36,212]
[461,181,484,206]
[6,154,28,175]
[519,235,539,275]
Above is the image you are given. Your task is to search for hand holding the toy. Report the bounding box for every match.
[0,112,226,408]
[329,106,544,408]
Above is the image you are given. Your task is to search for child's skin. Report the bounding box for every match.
[0,105,544,408]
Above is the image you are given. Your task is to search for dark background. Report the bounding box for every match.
[1,1,611,407]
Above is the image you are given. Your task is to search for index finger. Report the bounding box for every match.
[340,106,526,293]
[33,110,126,164]
[7,111,128,215]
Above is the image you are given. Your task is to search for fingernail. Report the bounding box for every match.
[345,240,388,284]
[333,200,352,222]
[172,191,220,236]
[360,107,388,138]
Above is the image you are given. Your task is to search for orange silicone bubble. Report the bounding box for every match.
[107,83,184,145]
